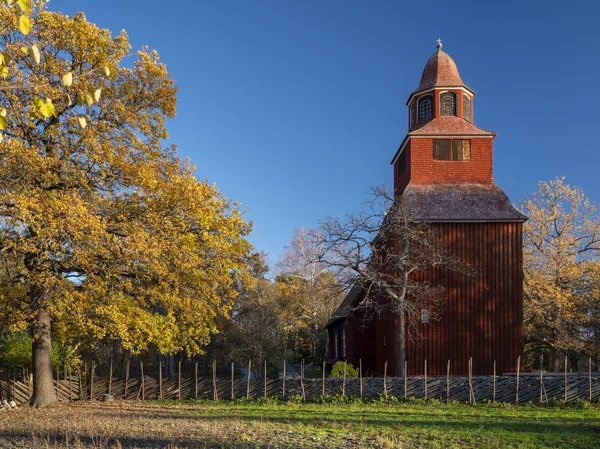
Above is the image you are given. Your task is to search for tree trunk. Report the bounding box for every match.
[551,349,561,373]
[397,312,405,377]
[30,309,58,407]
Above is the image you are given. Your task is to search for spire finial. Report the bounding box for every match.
[436,38,443,50]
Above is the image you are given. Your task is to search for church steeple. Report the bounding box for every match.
[406,42,476,130]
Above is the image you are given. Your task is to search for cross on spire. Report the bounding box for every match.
[437,38,443,50]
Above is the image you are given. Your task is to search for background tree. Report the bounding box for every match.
[0,3,252,406]
[314,186,469,376]
[520,177,600,370]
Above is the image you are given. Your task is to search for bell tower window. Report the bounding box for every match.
[440,92,457,116]
[418,95,432,122]
[463,96,472,121]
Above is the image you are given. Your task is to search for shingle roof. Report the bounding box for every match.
[325,284,361,328]
[415,49,466,93]
[410,116,495,137]
[399,184,527,222]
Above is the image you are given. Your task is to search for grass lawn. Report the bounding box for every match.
[0,398,598,448]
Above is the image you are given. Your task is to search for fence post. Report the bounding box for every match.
[213,360,218,401]
[493,360,496,402]
[140,361,145,401]
[231,361,235,400]
[78,367,83,401]
[589,357,593,403]
[359,358,363,398]
[55,364,59,401]
[404,360,408,400]
[383,361,388,397]
[108,359,113,395]
[515,356,520,404]
[68,366,73,402]
[90,361,95,401]
[282,359,286,398]
[195,361,198,400]
[321,360,325,397]
[246,360,251,399]
[564,355,568,402]
[178,360,182,401]
[263,360,267,399]
[159,360,163,400]
[446,360,450,404]
[539,357,543,404]
[424,359,428,400]
[468,357,473,404]
[12,370,16,403]
[300,359,306,402]
[342,361,347,397]
[124,359,130,400]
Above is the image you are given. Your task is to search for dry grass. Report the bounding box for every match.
[0,399,598,448]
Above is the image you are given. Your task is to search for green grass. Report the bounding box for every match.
[151,398,600,448]
[2,398,599,448]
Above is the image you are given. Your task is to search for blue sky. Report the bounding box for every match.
[50,0,600,267]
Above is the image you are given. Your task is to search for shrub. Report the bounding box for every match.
[330,361,358,378]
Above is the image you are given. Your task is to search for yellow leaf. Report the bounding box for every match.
[104,66,111,77]
[0,116,8,130]
[62,72,73,87]
[17,0,31,13]
[29,45,40,64]
[19,15,32,35]
[0,108,6,117]
[85,94,94,107]
[76,116,87,128]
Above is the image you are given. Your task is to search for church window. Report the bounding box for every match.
[434,139,471,161]
[334,332,339,358]
[463,96,472,121]
[418,95,432,122]
[440,92,457,116]
[342,328,347,358]
[433,140,451,160]
[453,140,471,161]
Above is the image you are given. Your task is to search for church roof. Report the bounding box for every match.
[415,47,467,93]
[409,116,495,136]
[399,184,527,222]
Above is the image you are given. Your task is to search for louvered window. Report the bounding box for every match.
[463,96,472,121]
[418,95,432,122]
[440,92,457,116]
[433,140,451,160]
[434,139,471,161]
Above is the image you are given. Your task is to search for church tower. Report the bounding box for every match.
[326,42,526,377]
[392,41,526,376]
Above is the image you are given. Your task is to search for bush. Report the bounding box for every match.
[330,361,358,378]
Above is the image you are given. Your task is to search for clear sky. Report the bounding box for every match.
[49,0,600,268]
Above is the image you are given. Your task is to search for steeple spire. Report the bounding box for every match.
[436,38,442,50]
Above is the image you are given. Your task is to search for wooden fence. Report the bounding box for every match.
[2,373,599,405]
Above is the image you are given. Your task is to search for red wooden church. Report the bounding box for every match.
[326,42,526,376]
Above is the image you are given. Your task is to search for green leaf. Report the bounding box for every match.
[76,116,87,129]
[0,116,8,131]
[33,97,43,108]
[20,46,29,55]
[62,72,73,87]
[104,66,111,77]
[76,95,85,107]
[17,0,31,13]
[19,15,32,35]
[34,98,57,119]
[29,45,40,64]
[0,52,9,66]
[94,88,102,102]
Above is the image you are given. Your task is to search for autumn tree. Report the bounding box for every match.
[0,2,252,406]
[314,186,468,376]
[276,228,343,363]
[520,178,600,370]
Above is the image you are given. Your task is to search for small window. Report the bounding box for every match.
[410,105,415,127]
[342,329,346,358]
[440,92,456,116]
[421,309,430,324]
[333,332,339,358]
[397,150,406,175]
[433,140,451,160]
[418,95,432,122]
[463,96,472,121]
[453,140,471,161]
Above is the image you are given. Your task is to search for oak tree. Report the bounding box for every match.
[0,1,252,406]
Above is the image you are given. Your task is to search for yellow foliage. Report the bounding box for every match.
[0,2,253,356]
